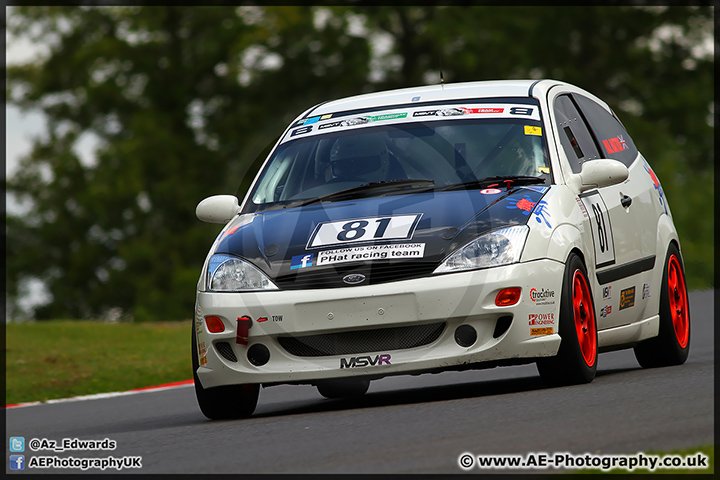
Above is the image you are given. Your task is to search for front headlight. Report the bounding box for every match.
[433,225,529,274]
[207,254,279,292]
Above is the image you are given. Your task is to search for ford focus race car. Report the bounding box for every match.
[192,80,690,419]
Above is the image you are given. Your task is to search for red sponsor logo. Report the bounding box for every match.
[480,188,502,195]
[460,107,504,114]
[528,313,555,325]
[602,135,629,154]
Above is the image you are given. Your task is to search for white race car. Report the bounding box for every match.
[192,80,690,419]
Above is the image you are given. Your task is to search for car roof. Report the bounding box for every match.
[307,80,564,117]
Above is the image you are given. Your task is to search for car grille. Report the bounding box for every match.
[273,260,438,290]
[215,342,238,362]
[277,322,446,357]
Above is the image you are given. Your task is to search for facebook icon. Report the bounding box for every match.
[10,455,25,470]
[290,254,314,270]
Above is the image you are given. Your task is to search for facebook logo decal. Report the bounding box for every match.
[290,254,314,270]
[10,455,25,470]
[10,437,25,452]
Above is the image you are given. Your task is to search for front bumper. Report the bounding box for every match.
[194,259,564,388]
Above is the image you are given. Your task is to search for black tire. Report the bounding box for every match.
[633,243,690,368]
[316,377,370,399]
[536,253,598,386]
[191,319,259,420]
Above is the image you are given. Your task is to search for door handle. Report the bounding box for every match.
[621,195,632,208]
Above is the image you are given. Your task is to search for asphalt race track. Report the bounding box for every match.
[6,290,714,474]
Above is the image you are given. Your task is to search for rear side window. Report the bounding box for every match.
[573,94,639,167]
[553,95,600,173]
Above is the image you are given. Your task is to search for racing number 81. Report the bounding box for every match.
[337,218,391,241]
[591,203,608,253]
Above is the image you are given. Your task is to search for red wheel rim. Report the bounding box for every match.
[667,254,689,348]
[572,270,597,367]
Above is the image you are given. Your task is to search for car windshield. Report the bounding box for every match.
[244,102,550,213]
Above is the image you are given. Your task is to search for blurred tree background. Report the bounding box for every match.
[6,5,714,321]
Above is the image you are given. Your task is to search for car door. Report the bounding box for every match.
[551,92,648,329]
[573,94,659,328]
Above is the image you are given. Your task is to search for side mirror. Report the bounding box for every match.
[577,159,629,193]
[196,195,240,224]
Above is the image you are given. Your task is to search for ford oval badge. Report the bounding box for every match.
[343,273,366,285]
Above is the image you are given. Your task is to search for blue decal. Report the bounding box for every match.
[532,200,552,228]
[303,116,320,125]
[522,185,549,194]
[291,254,314,270]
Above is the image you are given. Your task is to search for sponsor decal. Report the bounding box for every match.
[340,354,391,369]
[367,112,408,122]
[522,185,549,194]
[223,225,241,237]
[530,288,556,305]
[318,112,407,130]
[531,200,552,228]
[318,243,425,266]
[291,125,313,136]
[291,253,314,270]
[619,287,636,310]
[307,214,422,248]
[602,135,629,154]
[528,312,555,325]
[413,107,504,117]
[411,96,421,102]
[642,158,669,215]
[524,125,542,136]
[538,166,550,174]
[531,327,554,336]
[479,188,502,195]
[602,285,612,301]
[642,283,651,299]
[303,116,321,125]
[197,341,207,366]
[576,197,589,218]
[195,318,207,366]
[600,305,612,318]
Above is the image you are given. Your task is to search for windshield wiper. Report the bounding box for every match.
[285,179,436,208]
[441,175,546,192]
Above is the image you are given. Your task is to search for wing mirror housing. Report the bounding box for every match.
[196,195,240,224]
[569,159,629,193]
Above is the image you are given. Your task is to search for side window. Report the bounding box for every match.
[573,94,638,167]
[553,94,600,173]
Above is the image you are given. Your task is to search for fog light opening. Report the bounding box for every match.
[454,324,477,348]
[247,344,270,366]
[205,316,225,333]
[493,315,513,339]
[495,287,522,306]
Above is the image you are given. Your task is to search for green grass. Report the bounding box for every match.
[572,445,714,474]
[5,320,192,405]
